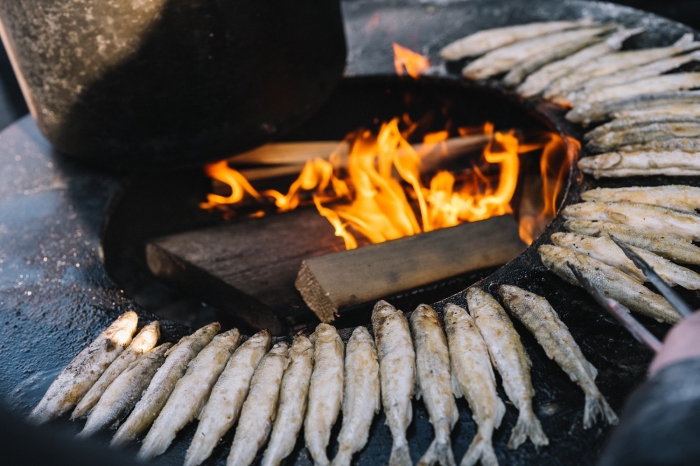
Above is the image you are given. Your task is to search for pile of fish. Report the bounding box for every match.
[441,20,700,178]
[29,286,618,466]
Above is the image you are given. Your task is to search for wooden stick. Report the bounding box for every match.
[295,214,526,322]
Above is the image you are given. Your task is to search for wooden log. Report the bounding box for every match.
[295,214,526,322]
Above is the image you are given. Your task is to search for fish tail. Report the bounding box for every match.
[583,392,619,429]
[460,432,498,466]
[389,441,412,466]
[507,409,549,450]
[418,437,456,466]
[330,446,354,466]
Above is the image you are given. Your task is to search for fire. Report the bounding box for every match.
[393,43,430,78]
[200,118,576,250]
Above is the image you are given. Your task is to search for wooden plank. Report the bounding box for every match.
[295,215,526,322]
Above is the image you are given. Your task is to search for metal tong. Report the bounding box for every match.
[566,235,694,353]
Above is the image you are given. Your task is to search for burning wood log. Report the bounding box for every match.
[295,214,526,322]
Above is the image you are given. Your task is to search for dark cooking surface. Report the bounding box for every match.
[0,1,699,465]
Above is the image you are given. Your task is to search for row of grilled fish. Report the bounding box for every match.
[29,283,618,466]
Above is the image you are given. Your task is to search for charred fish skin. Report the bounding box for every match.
[29,311,139,425]
[137,328,241,461]
[226,342,290,466]
[467,288,548,450]
[184,330,271,466]
[304,324,345,466]
[443,303,504,466]
[551,232,700,290]
[331,327,380,466]
[539,244,680,324]
[562,201,700,242]
[497,285,618,428]
[439,20,588,61]
[261,335,314,466]
[78,343,171,438]
[409,304,458,466]
[565,219,700,266]
[372,300,416,466]
[517,27,642,98]
[581,186,700,213]
[72,321,160,420]
[110,322,221,449]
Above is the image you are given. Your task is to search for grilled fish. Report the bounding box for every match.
[72,321,160,420]
[565,219,700,265]
[440,20,589,61]
[539,244,680,324]
[619,137,700,152]
[331,327,380,466]
[184,330,271,466]
[518,28,642,98]
[262,335,314,466]
[410,304,458,466]
[578,150,700,178]
[137,328,241,461]
[585,116,700,141]
[613,105,700,120]
[581,185,700,212]
[567,52,700,104]
[78,343,171,437]
[444,303,504,466]
[226,342,290,466]
[110,322,220,448]
[562,201,700,242]
[546,33,700,100]
[29,311,139,425]
[372,300,416,466]
[468,288,548,449]
[566,90,700,125]
[586,122,700,153]
[463,27,612,80]
[551,232,700,289]
[581,72,700,106]
[305,324,345,466]
[498,285,618,428]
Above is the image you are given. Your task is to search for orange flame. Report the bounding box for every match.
[393,43,430,78]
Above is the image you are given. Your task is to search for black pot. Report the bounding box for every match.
[0,0,347,170]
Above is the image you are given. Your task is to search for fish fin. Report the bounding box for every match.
[588,361,599,380]
[451,373,464,399]
[673,33,695,47]
[460,432,498,466]
[389,442,412,466]
[507,410,549,450]
[583,392,618,429]
[418,438,456,466]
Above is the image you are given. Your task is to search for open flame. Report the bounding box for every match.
[200,120,575,249]
[393,43,431,78]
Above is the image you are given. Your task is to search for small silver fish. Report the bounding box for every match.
[498,285,618,428]
[137,328,241,461]
[551,232,700,290]
[518,28,642,98]
[619,137,700,152]
[444,303,504,466]
[262,335,314,466]
[331,327,380,466]
[72,321,160,420]
[77,343,171,438]
[372,300,416,466]
[463,27,611,80]
[110,322,220,448]
[539,245,680,324]
[584,116,700,142]
[562,201,700,241]
[305,324,345,466]
[565,219,700,265]
[468,288,548,450]
[578,152,700,178]
[582,72,700,104]
[410,304,458,466]
[613,105,700,120]
[29,311,139,425]
[440,20,589,61]
[586,122,700,153]
[184,330,271,466]
[566,90,700,125]
[226,342,290,466]
[581,185,700,212]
